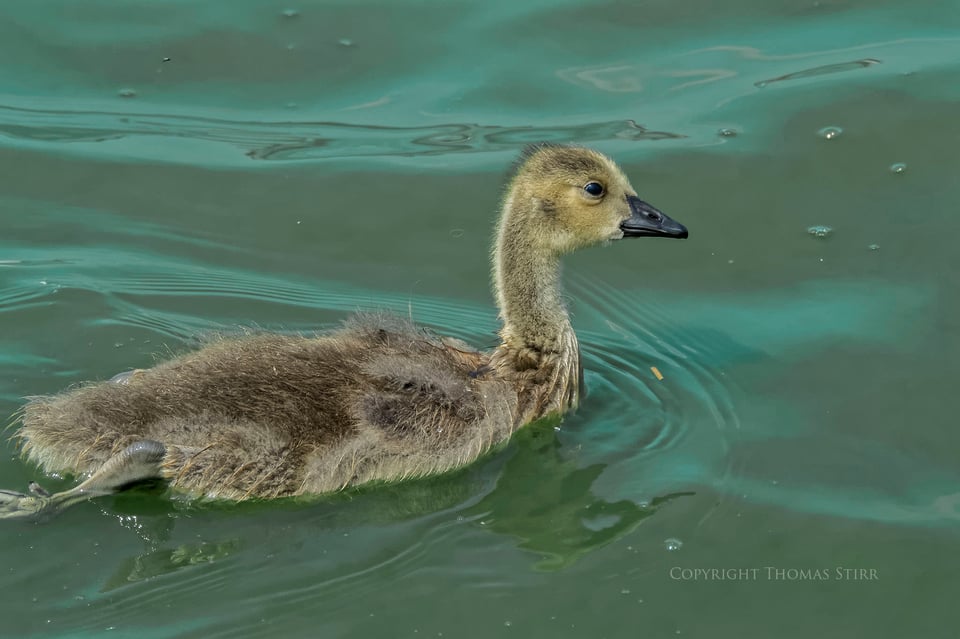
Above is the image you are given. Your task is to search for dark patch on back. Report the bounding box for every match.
[360,346,486,442]
[361,393,405,431]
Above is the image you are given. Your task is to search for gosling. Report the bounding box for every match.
[0,144,688,519]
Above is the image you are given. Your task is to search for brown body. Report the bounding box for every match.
[19,316,545,499]
[5,144,686,513]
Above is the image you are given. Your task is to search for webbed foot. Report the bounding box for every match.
[0,440,168,522]
[0,487,50,520]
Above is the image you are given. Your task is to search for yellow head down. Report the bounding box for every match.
[503,144,688,255]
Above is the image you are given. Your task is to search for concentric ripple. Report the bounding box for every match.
[565,276,745,513]
[568,274,959,527]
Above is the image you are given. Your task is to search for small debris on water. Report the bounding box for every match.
[807,225,833,238]
[818,126,843,140]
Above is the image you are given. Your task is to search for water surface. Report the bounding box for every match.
[1,1,958,637]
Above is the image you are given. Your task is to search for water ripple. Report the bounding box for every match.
[104,266,498,342]
[561,274,750,533]
[754,57,881,88]
[0,104,683,163]
[0,282,58,313]
[4,250,950,529]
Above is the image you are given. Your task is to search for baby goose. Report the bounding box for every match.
[0,144,687,519]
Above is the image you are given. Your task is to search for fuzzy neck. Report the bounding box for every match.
[494,210,570,353]
[490,195,582,421]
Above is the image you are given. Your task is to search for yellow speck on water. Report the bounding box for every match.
[651,366,664,381]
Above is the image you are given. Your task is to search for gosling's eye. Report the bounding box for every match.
[583,182,604,197]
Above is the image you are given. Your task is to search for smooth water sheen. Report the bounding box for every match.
[1,1,958,637]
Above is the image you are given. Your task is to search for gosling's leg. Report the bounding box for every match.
[0,440,167,521]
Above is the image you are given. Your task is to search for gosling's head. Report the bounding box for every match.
[504,144,688,254]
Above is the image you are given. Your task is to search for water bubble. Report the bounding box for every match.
[338,38,355,47]
[664,538,683,551]
[718,128,737,137]
[285,102,298,109]
[504,621,512,627]
[868,243,880,251]
[889,162,907,174]
[620,588,631,595]
[807,225,833,238]
[281,8,300,18]
[818,126,842,140]
[117,88,137,98]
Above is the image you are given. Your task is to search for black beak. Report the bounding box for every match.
[621,196,688,239]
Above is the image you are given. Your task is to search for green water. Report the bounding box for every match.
[1,0,958,636]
